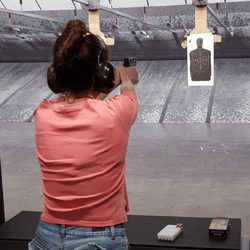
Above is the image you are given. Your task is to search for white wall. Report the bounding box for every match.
[1,0,249,11]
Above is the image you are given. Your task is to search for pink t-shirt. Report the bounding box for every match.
[34,91,139,227]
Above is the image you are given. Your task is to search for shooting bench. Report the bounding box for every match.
[0,158,242,250]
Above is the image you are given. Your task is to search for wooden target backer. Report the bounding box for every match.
[181,5,221,49]
[88,9,114,45]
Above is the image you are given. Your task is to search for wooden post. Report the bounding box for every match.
[191,5,210,35]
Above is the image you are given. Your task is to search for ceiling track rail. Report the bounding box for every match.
[0,8,65,24]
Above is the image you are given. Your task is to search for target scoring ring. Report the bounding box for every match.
[191,49,210,74]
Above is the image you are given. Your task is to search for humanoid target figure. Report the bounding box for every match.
[190,38,211,81]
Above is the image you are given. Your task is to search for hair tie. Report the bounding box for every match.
[83,32,90,37]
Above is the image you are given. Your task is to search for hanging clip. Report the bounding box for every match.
[81,0,100,11]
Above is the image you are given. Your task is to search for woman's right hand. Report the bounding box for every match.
[119,62,139,86]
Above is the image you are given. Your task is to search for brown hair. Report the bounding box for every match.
[47,19,110,99]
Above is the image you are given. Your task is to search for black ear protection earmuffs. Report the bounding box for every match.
[47,35,116,95]
[92,36,116,94]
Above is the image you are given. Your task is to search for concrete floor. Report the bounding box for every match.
[2,59,250,123]
[0,59,249,249]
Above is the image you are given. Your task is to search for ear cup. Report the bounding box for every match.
[93,36,116,93]
[93,61,116,93]
[98,61,116,87]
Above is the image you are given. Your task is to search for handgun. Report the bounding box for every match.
[124,57,137,67]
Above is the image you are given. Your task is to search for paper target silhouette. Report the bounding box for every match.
[187,33,214,86]
[190,38,211,81]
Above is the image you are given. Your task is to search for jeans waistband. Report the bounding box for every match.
[65,223,124,229]
[39,219,126,238]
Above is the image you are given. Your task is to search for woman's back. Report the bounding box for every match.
[34,91,139,227]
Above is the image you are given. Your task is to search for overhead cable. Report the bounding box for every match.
[108,0,113,8]
[0,0,6,9]
[72,0,77,19]
[20,0,22,11]
[35,0,42,11]
[72,0,77,9]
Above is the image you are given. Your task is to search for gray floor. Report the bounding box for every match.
[0,59,249,249]
[1,59,250,123]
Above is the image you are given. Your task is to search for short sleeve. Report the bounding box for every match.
[105,91,139,133]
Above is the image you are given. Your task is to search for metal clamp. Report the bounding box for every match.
[75,0,99,10]
[193,0,208,5]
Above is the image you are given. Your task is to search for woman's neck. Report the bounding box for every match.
[62,89,100,104]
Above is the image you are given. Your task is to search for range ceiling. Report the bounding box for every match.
[1,0,250,11]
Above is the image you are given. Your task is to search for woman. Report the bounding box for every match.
[29,19,139,250]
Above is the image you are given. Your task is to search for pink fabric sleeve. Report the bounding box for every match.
[105,91,139,133]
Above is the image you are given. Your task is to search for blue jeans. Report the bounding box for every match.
[28,219,131,250]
